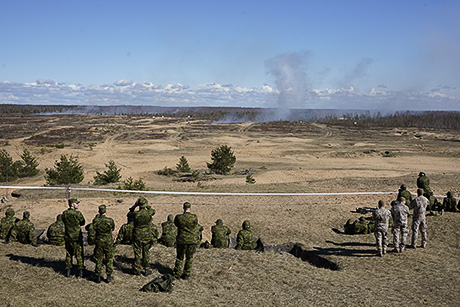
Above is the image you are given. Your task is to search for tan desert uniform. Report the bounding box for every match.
[410,194,429,248]
[391,199,410,252]
[372,204,391,256]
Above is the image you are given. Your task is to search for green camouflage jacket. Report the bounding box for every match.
[133,205,155,242]
[62,208,85,242]
[0,209,19,240]
[115,222,134,245]
[160,218,177,246]
[10,218,36,245]
[47,220,65,245]
[93,215,115,246]
[174,212,198,245]
[211,223,231,248]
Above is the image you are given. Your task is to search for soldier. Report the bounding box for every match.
[10,211,37,246]
[397,184,412,204]
[443,191,457,212]
[0,208,19,241]
[114,211,135,246]
[372,200,391,257]
[211,219,231,248]
[159,214,177,247]
[93,205,115,283]
[132,197,155,276]
[417,172,434,208]
[173,202,198,280]
[236,220,257,250]
[62,198,86,278]
[410,188,430,248]
[391,197,410,253]
[46,214,65,246]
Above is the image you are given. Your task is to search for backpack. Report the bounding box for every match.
[140,274,174,293]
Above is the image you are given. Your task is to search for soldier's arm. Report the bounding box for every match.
[29,225,37,245]
[79,212,86,226]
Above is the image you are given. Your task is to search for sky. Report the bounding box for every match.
[1,0,460,111]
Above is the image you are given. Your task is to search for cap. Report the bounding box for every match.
[183,202,191,210]
[23,211,30,218]
[68,198,80,206]
[98,205,107,214]
[135,197,148,207]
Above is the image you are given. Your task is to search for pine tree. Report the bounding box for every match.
[94,160,121,185]
[45,154,84,185]
[206,145,236,175]
[176,156,191,172]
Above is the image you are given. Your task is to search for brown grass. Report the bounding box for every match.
[1,114,460,306]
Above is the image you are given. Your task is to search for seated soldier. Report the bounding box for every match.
[443,191,457,212]
[397,184,412,203]
[344,217,371,234]
[211,219,231,248]
[236,220,257,250]
[115,211,135,245]
[159,214,177,247]
[47,214,65,246]
[0,208,19,241]
[9,211,37,246]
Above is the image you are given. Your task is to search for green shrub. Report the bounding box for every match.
[0,149,17,182]
[206,145,236,175]
[45,154,84,185]
[17,149,39,178]
[176,156,191,172]
[93,160,121,185]
[118,177,146,191]
[157,167,177,176]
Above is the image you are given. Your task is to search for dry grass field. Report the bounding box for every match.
[1,114,460,306]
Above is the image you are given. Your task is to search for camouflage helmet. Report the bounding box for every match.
[5,208,15,217]
[167,214,174,222]
[400,184,407,190]
[135,197,148,208]
[183,202,191,210]
[98,204,107,214]
[23,211,30,219]
[216,219,223,225]
[242,220,251,230]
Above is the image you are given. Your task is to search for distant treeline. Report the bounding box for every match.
[0,104,77,114]
[317,111,460,130]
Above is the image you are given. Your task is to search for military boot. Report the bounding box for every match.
[78,270,84,278]
[96,275,101,284]
[106,275,113,283]
[65,269,71,278]
[144,269,152,277]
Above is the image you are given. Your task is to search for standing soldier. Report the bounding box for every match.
[236,220,257,250]
[10,211,37,246]
[372,201,391,257]
[410,188,430,248]
[391,197,410,253]
[443,191,457,212]
[211,219,231,248]
[114,211,135,246]
[173,202,198,280]
[62,198,86,278]
[159,214,177,247]
[0,208,19,241]
[93,205,115,283]
[47,214,65,246]
[417,172,434,208]
[397,184,412,204]
[132,197,155,276]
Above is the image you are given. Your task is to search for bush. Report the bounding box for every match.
[93,160,121,185]
[45,154,84,185]
[17,149,39,178]
[157,167,177,176]
[206,145,236,175]
[176,156,191,172]
[118,177,146,191]
[0,149,17,182]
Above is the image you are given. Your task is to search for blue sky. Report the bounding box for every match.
[1,0,460,110]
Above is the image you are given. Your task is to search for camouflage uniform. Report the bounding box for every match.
[417,172,434,207]
[211,219,231,248]
[93,205,115,278]
[115,211,135,245]
[10,212,37,245]
[397,184,412,204]
[372,202,391,256]
[195,224,204,247]
[0,208,19,240]
[173,202,198,279]
[132,197,155,275]
[236,220,257,250]
[443,191,457,212]
[391,200,410,252]
[410,193,429,248]
[85,214,99,246]
[62,201,86,271]
[159,214,177,247]
[150,222,159,245]
[46,214,65,246]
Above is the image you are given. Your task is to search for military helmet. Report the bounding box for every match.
[418,172,426,177]
[23,211,30,218]
[183,202,191,210]
[242,220,251,230]
[447,191,453,197]
[216,219,223,225]
[400,184,406,190]
[5,208,14,217]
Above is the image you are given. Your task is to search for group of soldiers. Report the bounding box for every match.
[0,197,259,283]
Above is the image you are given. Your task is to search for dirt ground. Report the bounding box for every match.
[1,114,459,306]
